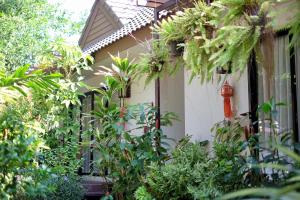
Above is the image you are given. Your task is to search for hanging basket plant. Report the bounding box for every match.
[151,1,221,82]
[180,1,219,82]
[145,0,299,84]
[152,16,185,57]
[209,0,275,75]
[138,40,181,85]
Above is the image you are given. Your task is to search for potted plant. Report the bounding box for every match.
[138,40,171,85]
[209,0,275,75]
[118,78,131,98]
[216,65,232,75]
[164,1,219,82]
[152,17,185,57]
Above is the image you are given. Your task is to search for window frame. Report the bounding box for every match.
[78,90,97,175]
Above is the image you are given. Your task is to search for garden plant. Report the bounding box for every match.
[0,0,299,200]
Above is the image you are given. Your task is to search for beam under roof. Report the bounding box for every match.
[138,0,194,11]
[146,0,169,8]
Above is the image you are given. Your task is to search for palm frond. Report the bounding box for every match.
[0,65,62,104]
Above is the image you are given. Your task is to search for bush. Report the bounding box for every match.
[138,125,248,200]
[93,103,172,199]
[142,141,222,200]
[134,186,153,200]
[31,175,84,200]
[211,119,247,192]
[0,102,50,199]
[45,175,85,200]
[42,140,82,176]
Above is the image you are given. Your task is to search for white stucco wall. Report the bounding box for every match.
[184,70,249,142]
[161,67,185,143]
[84,73,105,89]
[126,77,155,106]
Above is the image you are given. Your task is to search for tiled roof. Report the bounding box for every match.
[83,7,154,54]
[105,0,141,25]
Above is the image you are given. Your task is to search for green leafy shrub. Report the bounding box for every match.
[134,186,154,200]
[212,118,248,192]
[139,112,290,199]
[42,141,81,175]
[222,146,300,199]
[0,66,61,199]
[143,118,250,199]
[43,175,85,200]
[0,96,84,199]
[15,175,85,200]
[142,140,221,200]
[24,90,82,176]
[27,41,93,177]
[93,102,174,199]
[0,42,92,199]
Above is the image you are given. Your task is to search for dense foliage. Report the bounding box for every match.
[0,67,60,199]
[1,0,299,200]
[143,141,221,199]
[0,0,85,70]
[0,37,92,199]
[40,176,85,200]
[134,99,299,199]
[134,121,245,199]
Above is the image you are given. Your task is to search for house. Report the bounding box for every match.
[78,0,300,197]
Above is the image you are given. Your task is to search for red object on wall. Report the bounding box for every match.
[221,81,234,118]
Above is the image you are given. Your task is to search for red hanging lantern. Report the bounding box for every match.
[221,81,234,119]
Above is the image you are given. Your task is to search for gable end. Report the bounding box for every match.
[79,0,122,49]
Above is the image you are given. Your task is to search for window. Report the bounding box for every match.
[258,34,299,143]
[295,41,300,141]
[79,91,100,175]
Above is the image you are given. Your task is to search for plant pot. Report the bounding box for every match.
[118,81,131,98]
[168,40,184,57]
[150,59,164,73]
[216,65,232,74]
[204,24,214,39]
